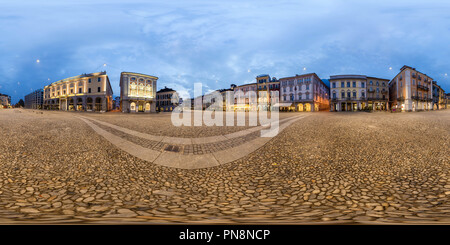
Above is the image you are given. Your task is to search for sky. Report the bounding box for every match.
[1,0,449,103]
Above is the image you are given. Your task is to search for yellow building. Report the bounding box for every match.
[0,93,11,108]
[43,71,113,112]
[389,66,433,112]
[330,75,372,111]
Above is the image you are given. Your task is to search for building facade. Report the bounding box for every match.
[24,89,44,109]
[119,72,157,113]
[0,93,11,108]
[233,83,257,111]
[366,77,390,111]
[432,81,440,110]
[330,75,389,112]
[438,85,446,110]
[156,87,179,112]
[43,71,113,112]
[256,74,280,111]
[280,73,329,112]
[389,66,433,112]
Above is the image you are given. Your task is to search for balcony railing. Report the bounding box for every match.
[417,85,429,91]
[368,97,387,100]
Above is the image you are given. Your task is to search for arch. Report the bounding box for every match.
[305,103,311,112]
[77,98,84,111]
[87,97,93,111]
[95,97,102,112]
[130,102,136,112]
[298,103,304,112]
[68,98,74,111]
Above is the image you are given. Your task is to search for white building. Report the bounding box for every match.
[119,72,157,113]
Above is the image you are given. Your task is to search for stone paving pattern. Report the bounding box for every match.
[0,109,449,224]
[92,119,262,155]
[84,111,296,138]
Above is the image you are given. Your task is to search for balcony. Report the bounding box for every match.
[411,96,419,100]
[417,85,429,91]
[397,96,405,101]
[368,96,387,101]
[367,88,375,93]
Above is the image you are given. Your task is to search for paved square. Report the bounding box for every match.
[0,109,448,224]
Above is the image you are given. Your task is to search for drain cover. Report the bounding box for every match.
[164,145,180,152]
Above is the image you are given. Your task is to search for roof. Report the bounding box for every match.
[157,86,175,93]
[256,74,270,78]
[329,75,368,80]
[45,71,107,88]
[121,71,158,80]
[235,83,257,87]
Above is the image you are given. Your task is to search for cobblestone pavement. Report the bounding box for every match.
[0,109,449,224]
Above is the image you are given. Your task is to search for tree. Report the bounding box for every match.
[15,99,24,108]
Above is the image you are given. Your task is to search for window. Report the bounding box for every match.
[79,88,82,93]
[361,82,365,88]
[70,89,73,94]
[283,87,286,92]
[362,92,365,98]
[98,77,101,82]
[347,82,350,87]
[376,88,380,93]
[341,91,345,98]
[347,92,351,98]
[332,82,336,88]
[283,95,286,101]
[306,94,309,99]
[88,79,91,83]
[353,91,357,97]
[353,82,356,87]
[341,82,344,87]
[290,95,294,101]
[332,92,336,99]
[376,81,379,86]
[98,87,101,92]
[306,85,309,90]
[88,88,91,93]
[369,81,373,85]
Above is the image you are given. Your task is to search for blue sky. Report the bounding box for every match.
[1,0,449,103]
